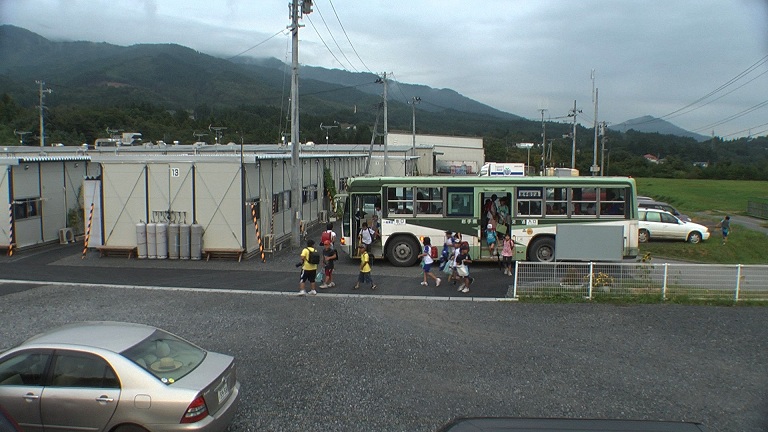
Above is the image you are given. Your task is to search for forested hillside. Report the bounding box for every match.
[1,25,766,180]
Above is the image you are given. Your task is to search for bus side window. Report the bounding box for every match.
[446,187,473,217]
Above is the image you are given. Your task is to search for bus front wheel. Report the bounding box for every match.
[529,237,555,262]
[386,236,420,267]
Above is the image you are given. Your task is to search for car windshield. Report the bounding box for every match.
[120,329,206,384]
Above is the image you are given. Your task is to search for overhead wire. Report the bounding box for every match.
[306,15,352,71]
[226,29,287,60]
[325,0,374,74]
[311,1,358,72]
[693,99,768,133]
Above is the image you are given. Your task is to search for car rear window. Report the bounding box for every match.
[120,329,206,384]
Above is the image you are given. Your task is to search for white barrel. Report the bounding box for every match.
[146,223,157,259]
[179,224,191,260]
[136,223,147,259]
[156,223,168,259]
[168,223,180,260]
[190,223,203,260]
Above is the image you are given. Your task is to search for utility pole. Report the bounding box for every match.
[538,109,547,174]
[410,96,421,175]
[289,0,313,247]
[376,73,390,175]
[36,80,52,147]
[599,121,608,176]
[567,100,582,169]
[591,88,600,176]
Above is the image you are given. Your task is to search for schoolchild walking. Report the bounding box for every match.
[319,241,338,288]
[455,244,474,293]
[486,223,497,257]
[297,239,320,296]
[354,244,377,290]
[418,237,441,287]
[501,233,514,276]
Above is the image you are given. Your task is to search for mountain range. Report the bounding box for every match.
[0,24,702,141]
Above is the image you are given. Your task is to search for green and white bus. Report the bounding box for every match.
[337,176,639,266]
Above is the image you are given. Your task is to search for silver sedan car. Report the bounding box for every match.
[0,321,240,432]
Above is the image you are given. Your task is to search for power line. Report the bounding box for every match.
[626,54,768,128]
[306,15,351,71]
[325,0,374,73]
[226,29,286,60]
[693,99,768,133]
[311,1,358,72]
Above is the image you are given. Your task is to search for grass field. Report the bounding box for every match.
[635,178,768,264]
[635,178,768,214]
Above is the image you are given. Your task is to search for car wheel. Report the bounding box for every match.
[688,231,703,244]
[386,235,419,267]
[114,426,149,432]
[638,229,650,243]
[528,237,555,262]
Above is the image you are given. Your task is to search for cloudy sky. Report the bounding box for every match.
[2,0,767,138]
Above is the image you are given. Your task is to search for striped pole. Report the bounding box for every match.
[8,203,13,256]
[81,202,94,259]
[250,203,265,262]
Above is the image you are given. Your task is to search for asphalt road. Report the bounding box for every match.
[1,242,767,431]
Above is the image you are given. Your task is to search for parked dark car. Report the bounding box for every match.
[638,199,691,222]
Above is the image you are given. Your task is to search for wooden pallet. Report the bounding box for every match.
[97,246,138,259]
[203,248,245,262]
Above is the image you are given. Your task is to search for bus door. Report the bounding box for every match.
[351,193,382,258]
[479,190,512,259]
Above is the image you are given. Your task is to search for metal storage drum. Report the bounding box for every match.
[156,223,168,259]
[190,223,203,260]
[168,223,180,260]
[179,224,191,260]
[146,223,157,259]
[136,222,147,259]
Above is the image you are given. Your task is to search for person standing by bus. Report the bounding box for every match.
[358,221,375,253]
[418,237,441,287]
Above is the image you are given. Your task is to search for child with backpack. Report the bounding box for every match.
[354,244,377,290]
[298,239,320,296]
[501,233,514,276]
[320,222,336,249]
[418,237,441,287]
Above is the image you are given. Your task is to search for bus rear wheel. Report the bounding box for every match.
[386,235,420,267]
[529,237,555,262]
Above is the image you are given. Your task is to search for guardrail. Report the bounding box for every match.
[511,261,768,302]
[746,198,768,220]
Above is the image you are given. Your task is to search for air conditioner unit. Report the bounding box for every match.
[261,234,274,250]
[58,227,75,244]
[318,210,328,222]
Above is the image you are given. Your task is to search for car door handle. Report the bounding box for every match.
[96,395,114,403]
[23,393,40,401]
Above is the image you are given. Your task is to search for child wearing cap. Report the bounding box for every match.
[319,240,337,289]
[354,244,376,290]
[486,223,497,257]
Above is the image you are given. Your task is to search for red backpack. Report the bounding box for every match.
[321,230,333,245]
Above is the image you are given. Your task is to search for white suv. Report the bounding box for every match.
[638,208,710,243]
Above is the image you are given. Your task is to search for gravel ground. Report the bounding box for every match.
[1,283,766,432]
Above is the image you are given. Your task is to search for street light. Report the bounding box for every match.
[320,121,339,150]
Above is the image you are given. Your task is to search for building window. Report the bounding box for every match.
[13,197,40,220]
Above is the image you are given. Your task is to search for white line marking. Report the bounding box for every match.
[0,279,517,302]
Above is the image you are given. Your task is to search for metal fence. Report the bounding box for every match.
[511,261,768,302]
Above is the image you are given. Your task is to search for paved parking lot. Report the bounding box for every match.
[1,242,767,431]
